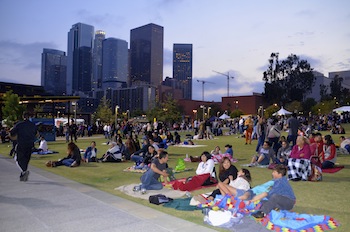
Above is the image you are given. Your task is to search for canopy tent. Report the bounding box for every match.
[333,106,350,113]
[272,107,292,116]
[219,113,231,120]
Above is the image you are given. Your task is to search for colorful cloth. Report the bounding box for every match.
[259,210,339,231]
[211,153,237,163]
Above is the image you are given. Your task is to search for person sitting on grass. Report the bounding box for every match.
[83,141,97,162]
[216,168,253,200]
[249,141,275,167]
[46,142,81,168]
[133,151,169,194]
[132,145,157,170]
[33,136,48,153]
[320,135,337,169]
[251,164,296,219]
[97,141,122,162]
[339,135,350,155]
[275,140,291,165]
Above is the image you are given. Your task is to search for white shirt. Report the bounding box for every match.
[39,139,48,152]
[229,176,250,191]
[196,159,215,176]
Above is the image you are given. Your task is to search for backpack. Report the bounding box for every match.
[149,194,173,205]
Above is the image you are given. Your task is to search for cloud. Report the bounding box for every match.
[75,9,125,30]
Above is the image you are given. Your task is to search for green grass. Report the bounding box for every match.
[1,125,350,231]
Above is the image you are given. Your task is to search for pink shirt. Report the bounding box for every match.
[290,143,311,159]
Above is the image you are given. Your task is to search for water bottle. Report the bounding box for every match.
[186,154,189,159]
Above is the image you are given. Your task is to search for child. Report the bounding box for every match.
[249,141,275,166]
[251,164,296,218]
[216,168,253,200]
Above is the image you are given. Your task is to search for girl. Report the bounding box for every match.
[321,135,337,169]
[217,168,252,200]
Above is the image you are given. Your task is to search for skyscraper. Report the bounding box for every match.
[41,48,67,95]
[130,23,164,87]
[102,38,128,90]
[173,44,193,100]
[92,30,106,94]
[67,22,94,95]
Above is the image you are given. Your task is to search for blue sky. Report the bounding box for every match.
[0,0,349,102]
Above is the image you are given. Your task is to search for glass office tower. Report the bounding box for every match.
[173,44,193,100]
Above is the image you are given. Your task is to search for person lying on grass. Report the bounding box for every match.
[46,142,81,168]
[251,164,296,219]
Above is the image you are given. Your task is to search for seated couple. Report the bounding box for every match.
[172,151,217,191]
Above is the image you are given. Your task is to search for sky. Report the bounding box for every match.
[0,0,350,102]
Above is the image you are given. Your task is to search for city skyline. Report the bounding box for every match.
[0,0,350,102]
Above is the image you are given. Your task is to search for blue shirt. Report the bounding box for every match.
[268,176,296,201]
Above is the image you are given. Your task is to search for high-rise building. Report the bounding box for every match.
[102,38,128,90]
[92,30,106,94]
[130,23,164,86]
[41,48,67,95]
[67,22,94,95]
[173,44,193,100]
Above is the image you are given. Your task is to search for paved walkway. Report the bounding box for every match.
[0,155,216,232]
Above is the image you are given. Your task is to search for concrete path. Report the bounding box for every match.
[0,155,216,232]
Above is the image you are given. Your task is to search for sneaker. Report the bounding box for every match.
[70,161,78,167]
[46,161,53,167]
[141,188,147,194]
[133,185,141,192]
[20,171,30,182]
[252,211,266,219]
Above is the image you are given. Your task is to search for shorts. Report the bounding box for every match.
[236,189,255,200]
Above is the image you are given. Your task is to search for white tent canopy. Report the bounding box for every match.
[272,107,292,116]
[219,113,230,120]
[333,106,350,113]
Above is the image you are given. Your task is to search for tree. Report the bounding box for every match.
[263,53,315,105]
[146,96,182,125]
[285,101,302,114]
[302,98,317,115]
[1,90,25,127]
[92,96,114,125]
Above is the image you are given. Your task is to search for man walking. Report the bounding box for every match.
[286,113,299,146]
[10,112,37,181]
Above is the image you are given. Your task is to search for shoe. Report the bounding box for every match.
[252,211,266,219]
[70,161,78,167]
[141,188,147,194]
[20,171,30,182]
[133,185,141,192]
[46,161,53,167]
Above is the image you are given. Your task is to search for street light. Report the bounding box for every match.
[115,105,119,124]
[193,109,197,120]
[72,102,77,122]
[200,105,206,121]
[207,107,212,118]
[235,100,239,110]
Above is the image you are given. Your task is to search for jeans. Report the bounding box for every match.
[140,169,163,190]
[322,161,334,169]
[260,194,295,214]
[131,155,143,165]
[62,158,74,167]
[255,135,265,152]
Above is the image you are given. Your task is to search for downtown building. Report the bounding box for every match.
[92,30,106,96]
[41,48,67,96]
[66,22,94,96]
[173,43,193,100]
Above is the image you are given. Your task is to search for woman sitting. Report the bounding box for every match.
[211,144,235,164]
[207,157,238,201]
[97,141,122,162]
[287,136,312,181]
[275,140,291,165]
[46,142,81,167]
[217,168,253,200]
[321,135,337,169]
[172,151,217,191]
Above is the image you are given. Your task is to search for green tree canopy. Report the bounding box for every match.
[146,96,182,125]
[263,53,315,105]
[92,96,114,124]
[1,90,25,127]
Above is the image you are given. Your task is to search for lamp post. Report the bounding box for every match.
[115,105,119,124]
[207,107,212,118]
[235,100,239,110]
[72,102,77,122]
[200,105,205,121]
[193,109,197,120]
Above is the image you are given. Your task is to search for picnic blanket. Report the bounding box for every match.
[173,144,207,148]
[322,165,344,173]
[259,210,339,231]
[241,164,269,168]
[169,175,217,192]
[32,150,59,155]
[115,183,186,200]
[287,158,311,181]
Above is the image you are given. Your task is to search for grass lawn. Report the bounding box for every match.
[1,124,350,231]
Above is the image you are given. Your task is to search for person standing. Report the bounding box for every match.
[286,113,299,147]
[10,112,37,181]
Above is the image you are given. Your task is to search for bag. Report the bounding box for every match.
[269,126,281,138]
[308,164,322,181]
[149,194,173,205]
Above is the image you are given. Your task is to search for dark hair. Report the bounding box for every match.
[67,142,78,153]
[241,168,252,182]
[264,141,272,147]
[219,157,232,175]
[225,144,232,148]
[324,135,334,146]
[202,151,212,160]
[159,151,168,159]
[273,164,287,176]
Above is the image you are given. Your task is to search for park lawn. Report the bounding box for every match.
[1,124,349,232]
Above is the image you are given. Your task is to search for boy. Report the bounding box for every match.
[251,164,296,218]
